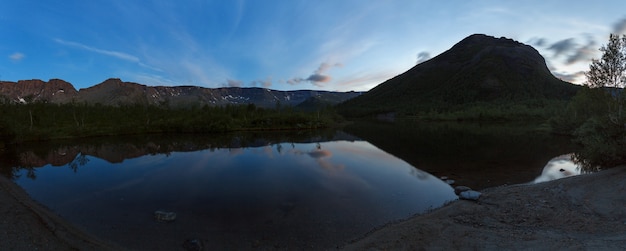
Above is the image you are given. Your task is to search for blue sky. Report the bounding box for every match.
[1,1,625,91]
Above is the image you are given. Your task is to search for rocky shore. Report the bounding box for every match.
[343,166,626,250]
[1,166,625,250]
[0,175,120,250]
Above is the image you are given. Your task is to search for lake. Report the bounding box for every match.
[1,122,578,250]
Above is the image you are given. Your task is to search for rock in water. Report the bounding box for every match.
[458,190,482,201]
[454,186,472,195]
[154,210,177,222]
[183,239,203,251]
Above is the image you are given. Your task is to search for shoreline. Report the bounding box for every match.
[343,166,626,250]
[2,167,625,250]
[0,175,122,250]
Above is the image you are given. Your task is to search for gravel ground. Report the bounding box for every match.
[343,166,626,250]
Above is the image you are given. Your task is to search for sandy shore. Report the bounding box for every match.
[1,166,625,250]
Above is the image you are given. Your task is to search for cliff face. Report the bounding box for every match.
[0,79,78,103]
[0,78,361,108]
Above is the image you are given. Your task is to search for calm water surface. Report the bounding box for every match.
[343,121,580,189]
[10,135,456,250]
[2,121,579,250]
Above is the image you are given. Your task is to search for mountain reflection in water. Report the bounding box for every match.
[4,131,457,250]
[343,121,580,189]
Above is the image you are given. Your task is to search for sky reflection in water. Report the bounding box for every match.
[532,154,581,183]
[15,140,457,250]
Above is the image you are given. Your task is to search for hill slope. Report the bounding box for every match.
[339,34,579,117]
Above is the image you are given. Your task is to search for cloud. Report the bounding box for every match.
[416,51,431,64]
[287,62,341,87]
[547,38,576,57]
[292,148,344,171]
[306,62,342,85]
[613,17,626,35]
[9,52,25,62]
[527,37,548,47]
[334,71,396,91]
[542,35,598,66]
[316,62,342,73]
[226,79,243,87]
[306,73,331,82]
[566,39,597,65]
[286,78,305,85]
[251,78,272,88]
[55,38,140,62]
[308,149,332,159]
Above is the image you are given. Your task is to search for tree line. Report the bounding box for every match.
[551,34,626,170]
[0,101,342,142]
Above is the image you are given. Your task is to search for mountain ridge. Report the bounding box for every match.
[0,78,362,109]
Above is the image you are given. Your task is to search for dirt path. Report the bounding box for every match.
[0,175,122,251]
[343,166,626,250]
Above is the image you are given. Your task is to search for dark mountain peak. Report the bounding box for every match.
[454,34,523,47]
[101,77,124,86]
[77,78,153,105]
[47,78,75,87]
[432,34,544,67]
[86,78,144,90]
[14,78,75,90]
[339,34,579,116]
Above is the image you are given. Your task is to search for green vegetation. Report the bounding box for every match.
[405,99,568,122]
[339,96,571,122]
[0,101,343,142]
[550,34,626,170]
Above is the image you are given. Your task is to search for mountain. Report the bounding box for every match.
[338,34,580,116]
[0,78,361,108]
[0,79,78,103]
